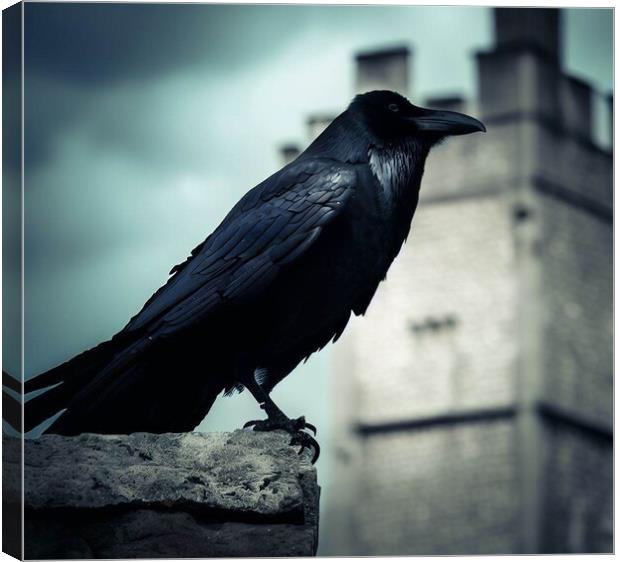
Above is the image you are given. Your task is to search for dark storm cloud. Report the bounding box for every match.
[25,3,357,84]
[26,3,266,83]
[23,3,272,168]
[24,2,312,169]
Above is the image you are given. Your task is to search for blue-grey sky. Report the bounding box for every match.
[14,4,613,495]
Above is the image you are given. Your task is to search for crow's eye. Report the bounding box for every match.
[388,103,399,112]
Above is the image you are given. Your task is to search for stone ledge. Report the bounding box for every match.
[5,430,319,558]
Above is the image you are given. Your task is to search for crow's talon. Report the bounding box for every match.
[290,431,320,464]
[241,415,320,463]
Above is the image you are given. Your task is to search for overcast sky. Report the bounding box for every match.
[14,5,613,494]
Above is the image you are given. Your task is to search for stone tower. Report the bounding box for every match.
[327,8,612,555]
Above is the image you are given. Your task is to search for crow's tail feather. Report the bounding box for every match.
[24,339,123,395]
[2,339,125,434]
[4,334,225,436]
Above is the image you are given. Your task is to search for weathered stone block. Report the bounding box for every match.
[5,430,319,558]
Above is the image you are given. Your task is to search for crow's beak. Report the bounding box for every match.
[411,107,486,136]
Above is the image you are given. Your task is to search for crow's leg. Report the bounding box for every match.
[240,370,320,463]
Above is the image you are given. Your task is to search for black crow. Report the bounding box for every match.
[5,90,484,461]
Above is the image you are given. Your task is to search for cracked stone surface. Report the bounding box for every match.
[5,430,319,558]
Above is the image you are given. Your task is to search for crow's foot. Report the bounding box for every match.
[243,415,320,463]
[289,430,321,464]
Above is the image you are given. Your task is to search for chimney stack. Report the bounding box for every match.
[355,46,411,96]
[477,8,562,123]
[495,8,561,63]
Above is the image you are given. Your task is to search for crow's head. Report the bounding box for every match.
[350,90,485,145]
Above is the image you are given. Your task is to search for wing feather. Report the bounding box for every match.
[122,158,356,337]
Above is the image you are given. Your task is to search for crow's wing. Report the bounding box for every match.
[122,158,356,338]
